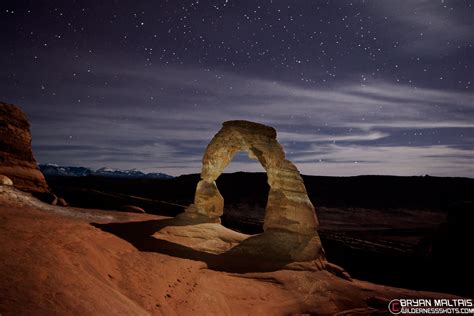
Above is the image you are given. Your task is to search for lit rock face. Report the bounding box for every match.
[184,120,319,238]
[0,102,49,193]
[0,174,13,186]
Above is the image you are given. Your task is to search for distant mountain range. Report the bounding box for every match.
[39,164,173,179]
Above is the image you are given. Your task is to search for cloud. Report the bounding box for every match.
[3,61,471,177]
[292,144,474,177]
[278,131,390,143]
[370,0,474,56]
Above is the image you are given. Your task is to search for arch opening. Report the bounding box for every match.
[217,151,268,234]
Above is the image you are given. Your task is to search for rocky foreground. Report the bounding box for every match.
[0,185,458,315]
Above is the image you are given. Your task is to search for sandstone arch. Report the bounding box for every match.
[182,120,319,237]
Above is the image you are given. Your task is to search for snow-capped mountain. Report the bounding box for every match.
[93,167,173,179]
[39,164,93,177]
[39,164,173,179]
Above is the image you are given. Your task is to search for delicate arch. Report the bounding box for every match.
[182,120,318,236]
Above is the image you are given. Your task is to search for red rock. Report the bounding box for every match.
[0,196,460,316]
[121,205,146,213]
[57,197,68,207]
[0,102,49,193]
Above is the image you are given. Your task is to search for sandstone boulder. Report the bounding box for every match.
[0,174,13,186]
[45,193,58,205]
[57,197,68,207]
[121,205,146,213]
[0,102,49,193]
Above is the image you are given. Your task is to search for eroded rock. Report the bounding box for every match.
[0,174,13,186]
[0,102,49,193]
[57,197,68,207]
[121,205,146,213]
[181,120,323,261]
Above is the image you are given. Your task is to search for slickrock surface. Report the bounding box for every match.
[0,102,49,193]
[0,185,458,315]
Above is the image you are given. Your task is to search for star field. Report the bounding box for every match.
[1,0,473,176]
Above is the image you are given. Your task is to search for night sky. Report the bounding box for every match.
[1,0,473,177]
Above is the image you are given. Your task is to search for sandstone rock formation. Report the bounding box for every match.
[181,120,322,261]
[0,174,13,186]
[57,197,68,207]
[0,102,49,193]
[121,205,146,213]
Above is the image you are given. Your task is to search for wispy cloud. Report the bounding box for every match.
[371,0,474,56]
[293,144,474,177]
[6,62,473,177]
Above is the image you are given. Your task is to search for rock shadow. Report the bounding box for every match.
[92,217,313,273]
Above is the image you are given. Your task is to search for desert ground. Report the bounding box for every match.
[0,184,462,315]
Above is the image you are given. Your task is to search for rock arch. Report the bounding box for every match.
[182,120,319,237]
